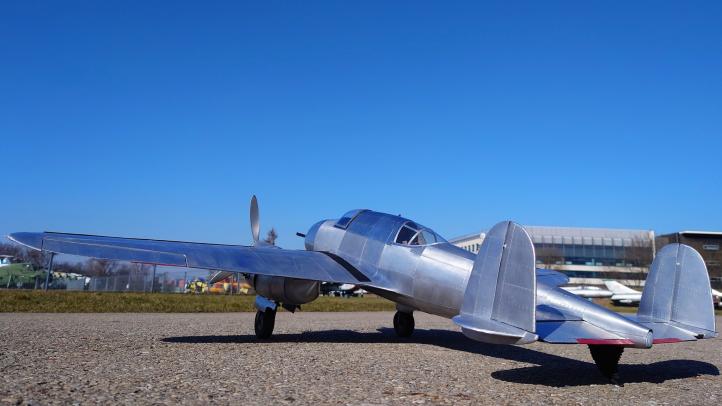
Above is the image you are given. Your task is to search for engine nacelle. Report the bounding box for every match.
[253,275,319,305]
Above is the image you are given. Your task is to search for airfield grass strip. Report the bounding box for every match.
[0,290,396,313]
[1,290,720,314]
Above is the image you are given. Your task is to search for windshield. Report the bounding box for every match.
[335,209,367,229]
[394,221,446,246]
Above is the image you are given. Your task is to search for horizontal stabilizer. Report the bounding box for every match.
[536,268,569,287]
[637,244,717,339]
[535,292,653,348]
[537,320,637,345]
[624,316,699,344]
[453,221,537,345]
[455,315,537,344]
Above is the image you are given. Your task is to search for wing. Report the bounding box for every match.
[8,232,370,285]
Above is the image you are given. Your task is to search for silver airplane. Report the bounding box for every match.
[8,196,718,382]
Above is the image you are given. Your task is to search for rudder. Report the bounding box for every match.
[637,244,717,339]
[452,221,537,345]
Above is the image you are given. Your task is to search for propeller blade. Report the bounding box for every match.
[250,195,260,243]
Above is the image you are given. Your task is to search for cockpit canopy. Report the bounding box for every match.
[331,210,446,246]
[394,221,446,246]
[334,209,368,229]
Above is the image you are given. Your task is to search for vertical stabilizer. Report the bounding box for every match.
[453,221,537,344]
[637,244,716,339]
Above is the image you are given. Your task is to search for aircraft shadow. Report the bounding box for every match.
[162,328,719,387]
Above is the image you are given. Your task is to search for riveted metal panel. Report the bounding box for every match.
[313,220,345,253]
[338,228,369,265]
[378,243,419,297]
[414,244,473,312]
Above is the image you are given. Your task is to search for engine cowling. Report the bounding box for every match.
[253,275,319,305]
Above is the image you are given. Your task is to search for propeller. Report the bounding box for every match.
[209,194,279,286]
[250,195,260,244]
[250,194,276,248]
[209,194,262,285]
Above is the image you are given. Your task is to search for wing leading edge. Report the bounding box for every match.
[8,232,369,285]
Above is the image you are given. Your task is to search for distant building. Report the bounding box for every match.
[450,226,655,287]
[655,231,722,289]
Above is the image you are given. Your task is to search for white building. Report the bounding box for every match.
[450,226,655,287]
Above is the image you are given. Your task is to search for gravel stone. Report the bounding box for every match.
[0,312,719,405]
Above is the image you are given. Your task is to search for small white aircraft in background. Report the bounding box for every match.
[604,281,722,308]
[336,284,367,297]
[604,281,642,306]
[561,285,613,299]
[712,289,722,308]
[320,283,368,297]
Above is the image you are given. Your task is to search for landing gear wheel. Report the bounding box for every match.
[254,309,276,339]
[393,311,415,337]
[588,345,624,385]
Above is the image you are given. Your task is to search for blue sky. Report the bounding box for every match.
[1,1,721,249]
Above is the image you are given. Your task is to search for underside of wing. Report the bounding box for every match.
[8,232,371,285]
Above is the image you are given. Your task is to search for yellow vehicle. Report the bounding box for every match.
[185,279,208,294]
[185,279,253,294]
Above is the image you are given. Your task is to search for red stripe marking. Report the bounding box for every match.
[653,338,683,344]
[576,338,634,345]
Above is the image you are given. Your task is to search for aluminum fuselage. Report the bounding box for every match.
[306,210,472,317]
[304,210,653,347]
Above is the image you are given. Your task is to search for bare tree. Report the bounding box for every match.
[264,228,278,246]
[0,243,49,270]
[24,249,50,270]
[0,243,22,258]
[84,258,116,277]
[625,236,654,287]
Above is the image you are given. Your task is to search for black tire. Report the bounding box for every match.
[393,311,414,337]
[254,309,276,339]
[588,345,624,384]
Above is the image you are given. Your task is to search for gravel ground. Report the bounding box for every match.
[0,312,719,405]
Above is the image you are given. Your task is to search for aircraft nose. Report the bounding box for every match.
[304,221,324,251]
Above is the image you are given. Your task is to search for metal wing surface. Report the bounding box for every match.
[8,232,369,285]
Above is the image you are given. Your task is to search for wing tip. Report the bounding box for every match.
[7,232,44,251]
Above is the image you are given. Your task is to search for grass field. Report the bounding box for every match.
[0,290,396,313]
[1,290,719,314]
